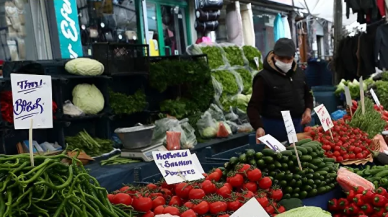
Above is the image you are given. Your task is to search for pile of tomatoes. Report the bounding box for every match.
[107,165,286,217]
[305,119,373,162]
[329,186,388,217]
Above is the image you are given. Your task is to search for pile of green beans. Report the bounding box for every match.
[100,155,141,166]
[0,152,134,217]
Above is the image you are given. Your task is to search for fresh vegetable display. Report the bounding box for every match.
[328,186,388,217]
[335,78,374,98]
[222,45,245,66]
[65,130,114,157]
[234,68,252,94]
[109,89,147,115]
[109,167,286,217]
[306,119,376,162]
[100,155,141,165]
[346,165,388,189]
[65,58,104,76]
[224,140,339,199]
[242,45,263,70]
[347,98,387,138]
[199,46,226,69]
[73,83,105,115]
[0,152,133,217]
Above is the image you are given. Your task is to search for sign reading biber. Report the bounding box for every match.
[11,74,53,129]
[152,150,204,184]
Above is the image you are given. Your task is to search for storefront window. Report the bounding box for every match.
[253,11,276,57]
[77,0,138,52]
[0,0,47,61]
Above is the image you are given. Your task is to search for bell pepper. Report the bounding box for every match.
[373,195,387,207]
[361,203,374,214]
[353,194,364,206]
[328,198,339,211]
[338,198,349,208]
[347,190,356,201]
[362,190,374,203]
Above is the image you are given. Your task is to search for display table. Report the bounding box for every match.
[87,133,250,192]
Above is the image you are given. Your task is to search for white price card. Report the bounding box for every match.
[11,74,53,129]
[360,77,365,115]
[258,134,286,152]
[231,197,270,217]
[191,153,205,174]
[344,86,352,106]
[152,150,204,184]
[314,104,334,132]
[370,88,381,106]
[253,57,259,68]
[281,110,298,144]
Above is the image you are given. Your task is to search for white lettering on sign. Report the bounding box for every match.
[258,134,286,152]
[152,150,204,184]
[60,0,79,58]
[281,110,298,144]
[314,104,334,131]
[11,74,53,130]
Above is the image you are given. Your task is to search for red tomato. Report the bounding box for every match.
[277,205,286,213]
[207,171,222,182]
[336,156,344,162]
[256,196,269,207]
[168,196,182,206]
[184,201,194,209]
[201,180,217,194]
[146,183,158,190]
[218,215,230,217]
[237,164,251,173]
[193,201,210,215]
[180,209,197,217]
[153,205,165,214]
[228,174,244,187]
[111,193,133,205]
[119,186,130,193]
[142,211,154,217]
[224,183,232,190]
[163,206,180,215]
[265,205,275,214]
[304,126,312,132]
[247,168,262,182]
[132,196,152,212]
[175,183,193,199]
[217,185,232,198]
[243,182,258,192]
[107,194,115,203]
[188,189,206,200]
[227,200,242,211]
[270,188,283,201]
[258,177,272,189]
[209,201,228,214]
[160,188,172,198]
[356,153,364,159]
[152,196,165,209]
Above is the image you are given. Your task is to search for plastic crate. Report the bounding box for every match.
[2,59,69,78]
[312,86,339,114]
[92,43,149,75]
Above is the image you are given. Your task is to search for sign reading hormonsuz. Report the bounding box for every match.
[53,0,83,59]
[11,74,53,129]
[152,150,204,184]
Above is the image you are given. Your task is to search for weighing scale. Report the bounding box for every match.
[121,143,167,162]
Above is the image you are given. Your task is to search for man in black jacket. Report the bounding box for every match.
[247,38,313,142]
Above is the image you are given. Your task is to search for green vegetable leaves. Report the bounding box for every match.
[234,68,252,94]
[109,89,147,115]
[242,45,263,70]
[200,46,225,69]
[222,45,245,66]
[65,130,113,157]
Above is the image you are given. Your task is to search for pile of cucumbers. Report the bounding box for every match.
[224,139,339,199]
[346,165,388,189]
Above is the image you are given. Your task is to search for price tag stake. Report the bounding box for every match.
[359,77,365,115]
[314,104,334,141]
[281,111,302,171]
[344,86,353,117]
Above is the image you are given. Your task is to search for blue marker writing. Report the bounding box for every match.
[13,98,44,118]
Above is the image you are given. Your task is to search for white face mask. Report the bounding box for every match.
[275,60,293,73]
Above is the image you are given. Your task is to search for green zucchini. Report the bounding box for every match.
[295,139,312,146]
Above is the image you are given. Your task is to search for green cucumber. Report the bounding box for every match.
[323,158,335,163]
[262,149,276,156]
[281,150,293,156]
[295,139,312,146]
[300,155,312,162]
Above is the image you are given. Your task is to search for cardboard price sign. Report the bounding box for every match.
[152,150,204,184]
[281,111,298,144]
[258,135,286,152]
[314,104,334,132]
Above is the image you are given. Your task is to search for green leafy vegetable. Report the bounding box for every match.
[222,45,245,66]
[200,46,225,69]
[234,68,252,94]
[382,72,388,81]
[109,89,147,115]
[242,45,263,70]
[212,70,239,96]
[349,98,386,138]
[65,130,113,157]
[375,80,388,110]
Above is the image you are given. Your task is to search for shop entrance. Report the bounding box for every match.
[145,0,189,56]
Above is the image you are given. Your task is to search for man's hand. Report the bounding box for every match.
[256,127,265,142]
[301,108,312,125]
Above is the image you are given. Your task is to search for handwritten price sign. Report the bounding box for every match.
[314,104,334,132]
[258,134,286,152]
[281,111,298,144]
[11,74,53,129]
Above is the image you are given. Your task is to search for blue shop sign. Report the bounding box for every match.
[54,0,83,58]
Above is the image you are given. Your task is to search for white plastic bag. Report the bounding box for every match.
[179,118,197,149]
[196,111,218,138]
[63,100,85,117]
[207,104,225,122]
[151,118,180,145]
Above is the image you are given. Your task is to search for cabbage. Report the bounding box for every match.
[202,127,217,138]
[65,58,104,76]
[276,206,331,217]
[72,84,105,115]
[334,82,345,96]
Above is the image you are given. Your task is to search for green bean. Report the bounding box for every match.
[0,190,5,216]
[52,196,69,217]
[34,165,74,190]
[80,198,102,217]
[3,189,12,216]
